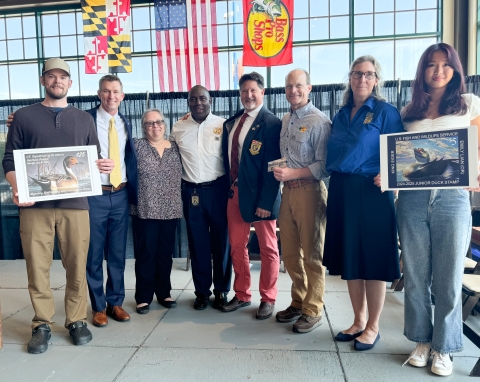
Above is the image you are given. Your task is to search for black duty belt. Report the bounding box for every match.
[182,175,225,188]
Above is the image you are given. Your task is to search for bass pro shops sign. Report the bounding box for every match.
[243,0,294,66]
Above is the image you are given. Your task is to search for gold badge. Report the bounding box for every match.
[191,195,199,206]
[249,140,262,155]
[299,126,307,133]
[213,127,222,135]
[363,112,374,124]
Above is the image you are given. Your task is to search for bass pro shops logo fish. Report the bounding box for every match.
[247,0,291,60]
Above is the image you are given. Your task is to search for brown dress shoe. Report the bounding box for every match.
[221,296,251,312]
[92,310,108,327]
[256,302,275,320]
[106,305,131,322]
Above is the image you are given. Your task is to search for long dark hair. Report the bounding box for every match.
[402,43,467,123]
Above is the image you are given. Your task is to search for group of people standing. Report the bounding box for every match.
[2,42,478,378]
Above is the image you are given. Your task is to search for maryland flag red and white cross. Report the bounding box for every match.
[81,0,132,74]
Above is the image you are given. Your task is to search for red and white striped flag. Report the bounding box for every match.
[154,0,219,92]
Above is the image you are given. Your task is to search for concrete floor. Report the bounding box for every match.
[0,259,479,382]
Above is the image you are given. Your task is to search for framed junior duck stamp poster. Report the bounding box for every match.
[13,145,102,203]
[380,126,478,191]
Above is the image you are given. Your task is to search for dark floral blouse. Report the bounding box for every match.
[130,138,183,220]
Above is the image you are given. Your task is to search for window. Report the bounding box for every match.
[0,0,440,99]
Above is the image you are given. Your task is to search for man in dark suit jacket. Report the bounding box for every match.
[85,75,138,327]
[221,72,281,320]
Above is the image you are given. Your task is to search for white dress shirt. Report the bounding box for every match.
[96,106,128,185]
[169,112,226,183]
[228,104,263,167]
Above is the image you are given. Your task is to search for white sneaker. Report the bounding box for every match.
[431,350,453,376]
[402,342,431,367]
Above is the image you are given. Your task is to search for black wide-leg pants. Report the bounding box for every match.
[132,216,178,304]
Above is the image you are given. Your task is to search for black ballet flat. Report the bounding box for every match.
[335,330,364,342]
[354,333,380,351]
[159,299,177,309]
[136,305,150,314]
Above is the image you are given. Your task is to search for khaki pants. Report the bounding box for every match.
[279,181,327,317]
[19,208,90,329]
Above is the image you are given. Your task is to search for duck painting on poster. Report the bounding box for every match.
[13,145,102,203]
[380,126,478,191]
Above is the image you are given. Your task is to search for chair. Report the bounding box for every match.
[462,274,480,320]
[461,273,480,376]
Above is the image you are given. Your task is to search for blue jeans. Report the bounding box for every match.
[397,189,471,354]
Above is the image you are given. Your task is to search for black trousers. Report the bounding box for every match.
[132,216,178,304]
[181,177,232,297]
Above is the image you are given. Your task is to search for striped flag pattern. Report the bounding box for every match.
[154,0,220,92]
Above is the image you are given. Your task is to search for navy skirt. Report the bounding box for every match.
[323,172,400,281]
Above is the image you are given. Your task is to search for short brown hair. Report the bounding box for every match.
[99,74,123,92]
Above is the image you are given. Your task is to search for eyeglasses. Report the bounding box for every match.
[144,120,164,127]
[350,71,377,80]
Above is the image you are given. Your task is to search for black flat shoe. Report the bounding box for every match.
[159,300,177,309]
[212,293,228,310]
[136,305,150,314]
[354,333,380,351]
[335,330,364,342]
[194,295,209,310]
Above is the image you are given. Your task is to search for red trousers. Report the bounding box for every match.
[227,185,279,302]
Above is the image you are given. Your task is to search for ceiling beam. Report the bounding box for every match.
[0,0,79,10]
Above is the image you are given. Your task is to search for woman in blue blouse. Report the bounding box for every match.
[323,56,403,350]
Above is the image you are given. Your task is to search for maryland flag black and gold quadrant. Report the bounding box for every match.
[81,0,132,74]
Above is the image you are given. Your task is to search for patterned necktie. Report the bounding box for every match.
[108,117,122,187]
[230,113,249,184]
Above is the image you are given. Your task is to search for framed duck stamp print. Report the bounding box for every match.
[380,126,478,191]
[13,145,102,203]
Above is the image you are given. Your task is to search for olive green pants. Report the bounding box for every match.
[19,208,90,329]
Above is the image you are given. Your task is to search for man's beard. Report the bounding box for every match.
[45,86,68,100]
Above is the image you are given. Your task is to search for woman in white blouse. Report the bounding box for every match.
[397,43,480,376]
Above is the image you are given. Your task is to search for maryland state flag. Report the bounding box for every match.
[81,0,132,73]
[243,0,293,67]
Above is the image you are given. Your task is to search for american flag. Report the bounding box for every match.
[154,0,220,92]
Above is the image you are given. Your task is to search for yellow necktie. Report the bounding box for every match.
[109,117,122,187]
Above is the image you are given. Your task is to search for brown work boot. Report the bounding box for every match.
[275,306,302,323]
[92,310,108,327]
[106,305,131,322]
[292,313,322,333]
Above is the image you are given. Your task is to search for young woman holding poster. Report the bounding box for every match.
[397,43,480,376]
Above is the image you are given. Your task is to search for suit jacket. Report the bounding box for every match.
[86,106,138,205]
[222,105,281,223]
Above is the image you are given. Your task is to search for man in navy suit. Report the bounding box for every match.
[221,72,282,320]
[85,75,138,327]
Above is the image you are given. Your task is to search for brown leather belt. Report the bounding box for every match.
[284,178,318,189]
[102,182,127,192]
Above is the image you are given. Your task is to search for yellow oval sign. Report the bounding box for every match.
[246,1,291,59]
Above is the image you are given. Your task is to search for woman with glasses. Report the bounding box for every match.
[131,108,182,314]
[397,43,480,376]
[323,56,403,350]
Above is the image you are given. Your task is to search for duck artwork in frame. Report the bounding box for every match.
[379,126,478,191]
[13,145,102,203]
